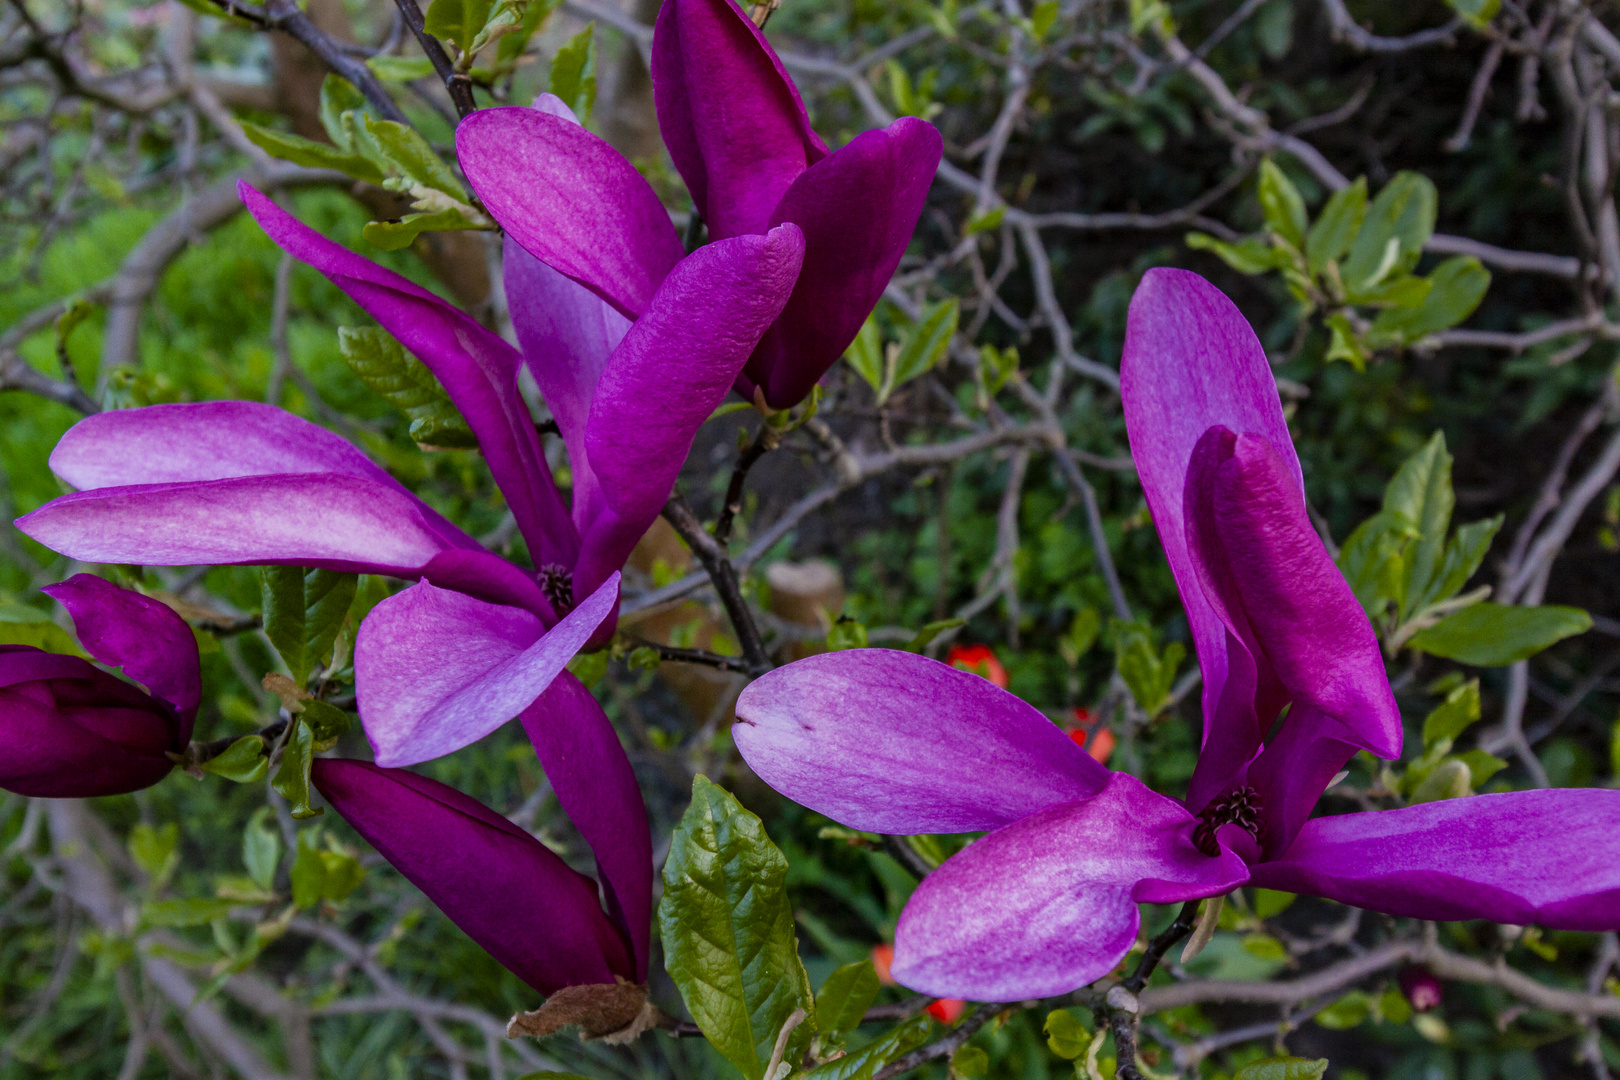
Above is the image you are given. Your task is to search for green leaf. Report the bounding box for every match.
[1045,1008,1091,1059]
[1415,514,1502,614]
[129,822,180,890]
[319,73,368,149]
[978,343,1018,397]
[1243,932,1288,960]
[1384,432,1453,622]
[1371,256,1490,344]
[1421,679,1480,749]
[362,207,484,252]
[1257,159,1308,251]
[890,299,959,394]
[827,617,869,651]
[1186,231,1290,275]
[1255,0,1292,58]
[244,807,281,892]
[1455,748,1508,788]
[951,1045,990,1079]
[261,567,358,686]
[1234,1057,1329,1080]
[1407,603,1592,665]
[367,55,438,82]
[290,829,365,908]
[300,700,351,747]
[1409,757,1472,803]
[424,0,494,53]
[142,897,239,928]
[1111,619,1183,716]
[239,122,386,184]
[814,960,880,1036]
[1443,0,1499,29]
[201,736,269,783]
[844,315,886,396]
[799,1014,930,1080]
[1343,172,1437,293]
[1029,0,1060,40]
[965,205,1005,235]
[1253,888,1295,919]
[0,617,86,656]
[1306,177,1367,275]
[658,776,815,1080]
[272,717,322,819]
[358,115,463,199]
[338,325,478,448]
[568,650,609,688]
[549,24,597,123]
[499,0,560,63]
[1322,311,1367,371]
[905,617,966,652]
[1611,716,1620,780]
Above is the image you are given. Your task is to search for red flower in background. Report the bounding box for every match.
[1065,707,1116,765]
[873,944,964,1022]
[945,645,1008,688]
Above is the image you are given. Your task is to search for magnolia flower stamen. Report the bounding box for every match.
[539,563,576,616]
[1191,786,1263,857]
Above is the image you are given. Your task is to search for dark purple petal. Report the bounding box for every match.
[17,475,461,577]
[356,573,619,767]
[521,673,651,979]
[42,574,200,738]
[0,649,176,798]
[455,108,683,320]
[890,773,1250,1001]
[733,649,1108,834]
[312,759,634,993]
[1247,790,1620,929]
[240,184,577,569]
[584,225,803,539]
[748,119,942,408]
[651,0,827,240]
[421,549,558,625]
[1242,711,1357,859]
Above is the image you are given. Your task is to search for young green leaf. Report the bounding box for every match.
[1045,1008,1091,1059]
[239,123,386,185]
[904,617,967,652]
[659,776,815,1080]
[1443,0,1500,29]
[814,960,881,1036]
[827,617,869,651]
[1029,0,1060,40]
[142,897,240,928]
[272,717,322,820]
[243,807,281,892]
[1253,888,1295,919]
[338,326,478,448]
[1456,748,1507,788]
[1234,1057,1328,1080]
[1335,510,1411,619]
[358,115,464,199]
[1409,757,1472,803]
[1421,679,1480,749]
[129,822,180,890]
[1342,172,1437,294]
[1257,159,1308,251]
[290,829,365,908]
[890,298,959,392]
[201,735,270,783]
[261,566,359,686]
[1370,256,1490,344]
[1111,619,1184,716]
[1306,177,1367,275]
[367,55,438,83]
[424,0,495,54]
[550,24,597,122]
[798,1013,931,1080]
[1383,432,1453,622]
[318,73,368,149]
[1185,232,1290,275]
[844,316,887,397]
[1407,603,1592,665]
[1414,513,1502,615]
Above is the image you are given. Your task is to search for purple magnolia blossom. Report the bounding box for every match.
[313,672,652,995]
[731,269,1620,1002]
[17,171,803,767]
[0,574,199,797]
[457,1,942,410]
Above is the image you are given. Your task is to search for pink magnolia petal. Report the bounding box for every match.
[584,225,804,526]
[520,674,652,979]
[749,118,943,408]
[651,0,827,240]
[312,759,634,993]
[17,475,459,577]
[1248,790,1620,929]
[357,573,619,767]
[891,773,1249,1001]
[455,108,683,319]
[733,649,1108,835]
[41,574,200,737]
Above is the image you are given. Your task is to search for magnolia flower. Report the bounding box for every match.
[458,0,942,410]
[730,269,1620,1001]
[0,574,199,797]
[313,673,655,1033]
[18,177,803,767]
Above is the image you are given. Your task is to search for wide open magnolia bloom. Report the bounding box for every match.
[0,574,199,797]
[732,269,1620,1002]
[314,673,654,1019]
[458,1,942,411]
[18,180,803,768]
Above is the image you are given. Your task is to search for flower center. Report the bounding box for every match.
[538,564,575,616]
[1192,785,1262,856]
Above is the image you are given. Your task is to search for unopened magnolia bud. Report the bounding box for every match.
[1398,965,1443,1012]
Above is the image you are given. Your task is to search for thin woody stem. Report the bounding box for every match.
[661,494,772,675]
[1123,900,1201,993]
[714,424,777,548]
[628,637,755,675]
[391,0,478,119]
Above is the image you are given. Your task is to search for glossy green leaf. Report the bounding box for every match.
[1306,177,1366,275]
[357,115,463,199]
[1407,603,1592,665]
[1045,1008,1091,1059]
[272,716,322,820]
[1343,172,1436,293]
[290,829,365,908]
[844,315,886,396]
[1336,510,1409,618]
[244,807,281,892]
[799,1014,930,1080]
[1415,514,1502,614]
[1236,1057,1329,1080]
[549,24,596,123]
[1186,231,1290,275]
[200,735,269,783]
[814,960,880,1036]
[891,298,959,393]
[1421,679,1480,748]
[261,566,358,686]
[1371,257,1490,344]
[317,75,367,149]
[1384,432,1453,621]
[300,700,351,747]
[1258,159,1307,250]
[424,0,494,54]
[338,326,478,449]
[1409,757,1471,803]
[1455,748,1508,788]
[239,123,386,185]
[658,776,815,1080]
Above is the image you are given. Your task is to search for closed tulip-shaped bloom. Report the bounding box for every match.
[731,269,1620,1002]
[313,674,655,1033]
[17,178,803,769]
[0,574,200,797]
[458,2,942,410]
